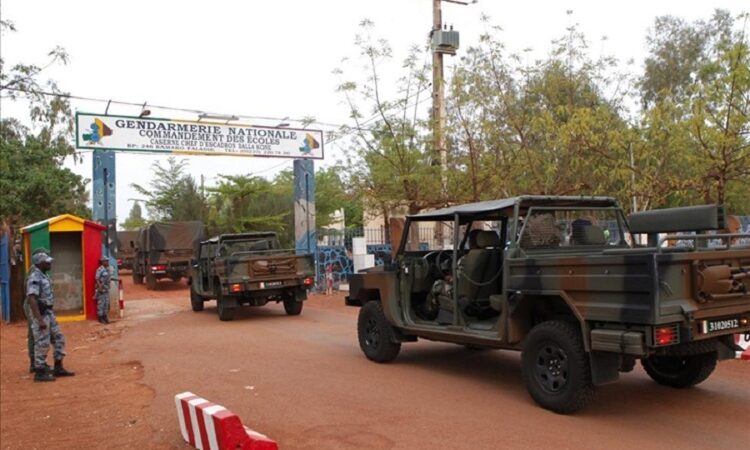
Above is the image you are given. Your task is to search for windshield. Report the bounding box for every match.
[518,207,631,250]
[218,237,280,256]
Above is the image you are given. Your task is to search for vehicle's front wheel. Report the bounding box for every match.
[217,298,235,321]
[357,301,401,363]
[641,352,717,388]
[521,320,595,414]
[190,290,204,312]
[283,293,304,315]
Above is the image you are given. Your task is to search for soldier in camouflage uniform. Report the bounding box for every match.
[24,247,51,373]
[95,257,111,324]
[26,251,75,382]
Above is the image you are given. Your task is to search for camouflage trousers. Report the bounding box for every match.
[96,292,110,317]
[31,311,66,369]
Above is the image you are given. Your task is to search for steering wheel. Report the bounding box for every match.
[423,250,453,278]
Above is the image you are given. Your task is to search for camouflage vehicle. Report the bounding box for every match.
[345,196,750,413]
[132,221,207,290]
[189,232,315,321]
[116,230,139,271]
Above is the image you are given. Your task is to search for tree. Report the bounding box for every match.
[640,10,750,212]
[0,121,89,227]
[448,16,634,205]
[121,202,146,230]
[0,20,88,229]
[335,20,441,231]
[131,157,207,221]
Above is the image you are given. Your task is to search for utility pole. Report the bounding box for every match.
[432,0,447,199]
[431,0,463,247]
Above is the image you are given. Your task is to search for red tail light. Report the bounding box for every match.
[654,324,680,346]
[230,283,242,293]
[303,277,314,286]
[150,264,167,272]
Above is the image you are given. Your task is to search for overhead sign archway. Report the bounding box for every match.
[79,112,321,278]
[76,113,324,159]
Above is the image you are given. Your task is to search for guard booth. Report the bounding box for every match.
[21,214,105,322]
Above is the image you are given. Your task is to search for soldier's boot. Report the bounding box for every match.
[53,359,75,377]
[34,368,55,382]
[97,315,106,324]
[29,360,35,374]
[102,315,110,324]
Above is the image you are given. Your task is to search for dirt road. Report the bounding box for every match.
[2,276,749,449]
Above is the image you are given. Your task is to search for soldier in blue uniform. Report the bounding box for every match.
[25,251,75,382]
[95,257,111,324]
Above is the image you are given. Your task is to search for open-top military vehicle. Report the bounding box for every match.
[345,196,750,413]
[189,232,315,321]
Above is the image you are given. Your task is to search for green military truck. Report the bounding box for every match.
[116,230,139,271]
[189,232,316,321]
[345,196,750,413]
[132,221,207,290]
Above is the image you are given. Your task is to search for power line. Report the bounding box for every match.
[0,86,373,131]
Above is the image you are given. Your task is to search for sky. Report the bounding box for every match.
[2,0,748,224]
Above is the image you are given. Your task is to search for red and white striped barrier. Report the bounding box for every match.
[175,392,278,450]
[736,332,750,360]
[118,279,124,318]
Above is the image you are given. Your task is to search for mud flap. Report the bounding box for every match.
[717,335,742,361]
[589,351,620,385]
[219,297,239,308]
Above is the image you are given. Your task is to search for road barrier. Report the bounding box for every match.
[736,333,750,360]
[175,392,278,450]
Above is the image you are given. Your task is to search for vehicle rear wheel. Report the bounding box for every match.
[521,320,595,414]
[171,275,181,283]
[641,352,717,388]
[190,290,204,312]
[283,294,304,316]
[132,271,143,285]
[357,301,401,363]
[217,298,235,321]
[145,274,157,290]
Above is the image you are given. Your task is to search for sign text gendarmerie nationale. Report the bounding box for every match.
[75,113,323,159]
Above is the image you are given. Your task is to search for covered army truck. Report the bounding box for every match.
[345,196,750,413]
[132,221,207,290]
[115,230,139,271]
[189,232,315,321]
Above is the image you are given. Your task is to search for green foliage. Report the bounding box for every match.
[340,11,749,218]
[131,157,206,222]
[0,21,88,229]
[0,121,89,226]
[121,202,146,230]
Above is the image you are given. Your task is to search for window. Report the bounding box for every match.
[519,208,629,250]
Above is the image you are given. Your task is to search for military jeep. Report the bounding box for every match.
[345,196,750,413]
[189,232,315,321]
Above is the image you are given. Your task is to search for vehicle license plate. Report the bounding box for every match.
[702,317,740,334]
[261,281,283,288]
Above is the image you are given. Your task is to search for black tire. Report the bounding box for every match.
[357,301,401,363]
[641,352,717,388]
[132,271,143,285]
[190,290,204,312]
[217,298,235,321]
[521,320,595,414]
[283,295,304,315]
[145,274,157,290]
[171,275,181,283]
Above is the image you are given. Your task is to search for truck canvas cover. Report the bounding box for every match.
[139,221,207,262]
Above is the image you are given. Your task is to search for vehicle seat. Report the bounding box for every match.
[457,230,502,305]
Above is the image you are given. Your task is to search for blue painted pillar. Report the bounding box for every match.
[293,159,316,261]
[92,150,118,278]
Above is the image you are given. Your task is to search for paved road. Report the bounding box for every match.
[114,283,750,450]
